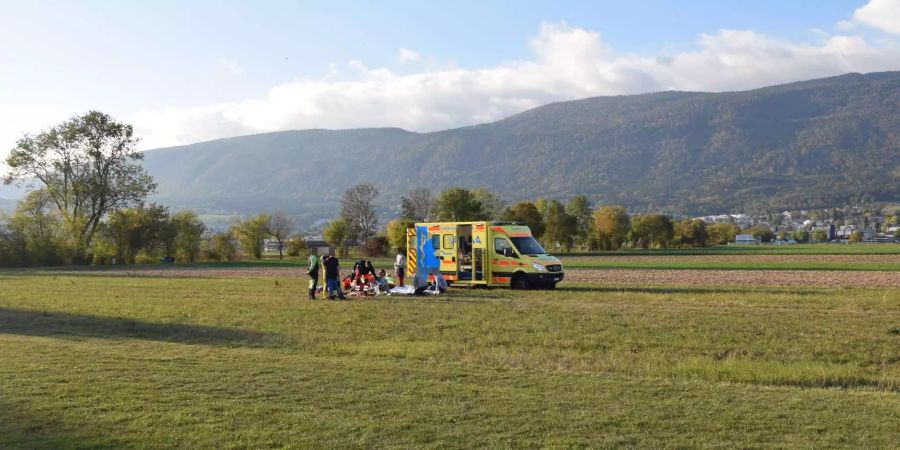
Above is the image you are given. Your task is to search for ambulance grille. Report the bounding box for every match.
[547,264,562,272]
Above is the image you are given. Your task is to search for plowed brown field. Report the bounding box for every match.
[563,254,900,264]
[565,268,900,288]
[21,265,900,288]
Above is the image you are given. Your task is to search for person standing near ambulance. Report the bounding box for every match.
[394,249,406,286]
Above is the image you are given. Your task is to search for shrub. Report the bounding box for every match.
[286,238,307,257]
[364,236,390,257]
[135,252,158,265]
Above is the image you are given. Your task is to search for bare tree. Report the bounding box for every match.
[400,187,435,221]
[340,183,379,247]
[268,211,294,260]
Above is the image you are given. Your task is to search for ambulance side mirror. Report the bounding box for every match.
[503,248,515,258]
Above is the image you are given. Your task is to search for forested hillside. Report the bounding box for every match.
[141,71,900,225]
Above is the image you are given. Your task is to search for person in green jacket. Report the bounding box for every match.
[307,253,320,300]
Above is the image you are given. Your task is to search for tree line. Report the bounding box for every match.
[0,112,309,268]
[321,185,751,256]
[3,112,832,268]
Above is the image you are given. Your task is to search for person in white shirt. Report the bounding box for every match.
[394,250,406,286]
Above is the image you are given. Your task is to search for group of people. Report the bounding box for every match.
[305,250,408,300]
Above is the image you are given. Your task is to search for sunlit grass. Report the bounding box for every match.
[1,274,898,448]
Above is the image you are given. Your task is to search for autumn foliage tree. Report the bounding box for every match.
[629,213,674,248]
[231,214,271,259]
[502,202,545,239]
[591,205,630,250]
[3,111,156,262]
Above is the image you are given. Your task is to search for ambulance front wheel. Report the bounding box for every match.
[511,274,531,290]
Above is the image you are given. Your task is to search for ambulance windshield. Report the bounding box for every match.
[510,237,546,255]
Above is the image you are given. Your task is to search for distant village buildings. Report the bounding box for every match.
[695,207,898,244]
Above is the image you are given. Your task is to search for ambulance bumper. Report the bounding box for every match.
[526,272,564,285]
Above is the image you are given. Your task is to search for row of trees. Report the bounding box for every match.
[0,111,310,267]
[0,193,310,267]
[2,111,159,266]
[319,186,748,254]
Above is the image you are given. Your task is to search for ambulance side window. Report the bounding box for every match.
[494,237,510,256]
[431,235,441,249]
[443,234,455,249]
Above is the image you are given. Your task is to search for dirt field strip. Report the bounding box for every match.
[14,266,900,288]
[563,254,900,264]
[566,268,900,288]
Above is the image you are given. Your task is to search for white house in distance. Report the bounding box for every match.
[734,234,761,245]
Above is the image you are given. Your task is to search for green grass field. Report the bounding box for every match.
[1,274,898,448]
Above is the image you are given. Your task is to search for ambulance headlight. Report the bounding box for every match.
[532,263,547,272]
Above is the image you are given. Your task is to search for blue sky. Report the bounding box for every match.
[2,0,900,157]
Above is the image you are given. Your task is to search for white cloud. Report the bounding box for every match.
[217,58,244,77]
[854,0,900,34]
[134,20,900,150]
[397,48,421,64]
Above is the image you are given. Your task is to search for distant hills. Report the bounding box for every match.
[56,72,900,225]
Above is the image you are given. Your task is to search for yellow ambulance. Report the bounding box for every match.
[406,222,564,289]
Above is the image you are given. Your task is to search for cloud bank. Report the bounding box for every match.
[135,2,900,149]
[854,0,900,34]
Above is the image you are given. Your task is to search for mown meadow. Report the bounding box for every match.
[1,273,898,448]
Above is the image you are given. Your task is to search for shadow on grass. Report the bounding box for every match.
[0,307,280,347]
[556,285,825,297]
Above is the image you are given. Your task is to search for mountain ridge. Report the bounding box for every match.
[136,71,900,225]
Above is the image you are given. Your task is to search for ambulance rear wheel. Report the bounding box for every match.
[511,274,531,290]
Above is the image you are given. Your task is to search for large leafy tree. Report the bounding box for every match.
[172,211,207,263]
[104,203,171,264]
[0,223,24,268]
[434,188,485,221]
[209,232,237,262]
[675,218,709,248]
[323,218,351,257]
[543,200,576,251]
[6,189,66,265]
[341,183,379,247]
[565,195,593,249]
[231,214,271,259]
[3,111,156,260]
[630,213,674,248]
[707,222,740,245]
[471,188,507,221]
[386,218,415,252]
[592,205,630,250]
[502,202,545,238]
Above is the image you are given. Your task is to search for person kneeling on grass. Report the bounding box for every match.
[413,272,448,296]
